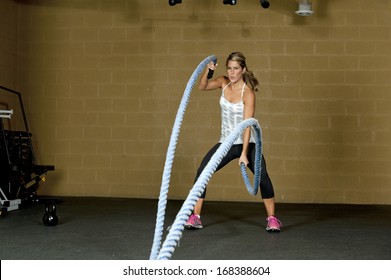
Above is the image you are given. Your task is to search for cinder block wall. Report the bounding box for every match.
[8,0,391,204]
[0,2,24,132]
[0,0,17,88]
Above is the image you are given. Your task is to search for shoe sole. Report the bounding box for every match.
[185,224,203,229]
[266,228,281,232]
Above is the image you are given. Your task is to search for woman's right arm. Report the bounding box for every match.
[198,61,224,91]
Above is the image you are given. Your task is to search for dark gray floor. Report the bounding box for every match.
[1,197,390,260]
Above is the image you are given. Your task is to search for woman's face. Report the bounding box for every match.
[226,60,245,83]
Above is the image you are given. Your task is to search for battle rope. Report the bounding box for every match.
[149,55,216,260]
[149,55,263,260]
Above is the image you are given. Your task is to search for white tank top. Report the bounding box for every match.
[219,82,255,144]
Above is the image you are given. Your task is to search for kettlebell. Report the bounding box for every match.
[43,201,58,226]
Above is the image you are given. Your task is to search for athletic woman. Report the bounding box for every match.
[185,52,282,232]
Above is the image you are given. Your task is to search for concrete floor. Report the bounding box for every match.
[0,197,390,260]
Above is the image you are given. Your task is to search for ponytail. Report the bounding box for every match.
[243,70,259,92]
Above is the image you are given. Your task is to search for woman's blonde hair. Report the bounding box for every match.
[226,52,259,92]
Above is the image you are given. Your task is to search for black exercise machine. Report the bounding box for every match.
[0,85,55,213]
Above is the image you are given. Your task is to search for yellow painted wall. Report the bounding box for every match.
[0,0,17,88]
[2,0,391,204]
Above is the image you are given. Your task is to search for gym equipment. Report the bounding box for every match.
[150,55,262,260]
[43,201,58,226]
[45,201,57,213]
[0,86,55,212]
[43,212,58,226]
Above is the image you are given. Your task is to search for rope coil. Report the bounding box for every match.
[149,55,263,260]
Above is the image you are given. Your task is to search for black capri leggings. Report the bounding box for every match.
[194,143,275,199]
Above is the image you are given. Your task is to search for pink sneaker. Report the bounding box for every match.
[266,216,282,232]
[185,213,203,229]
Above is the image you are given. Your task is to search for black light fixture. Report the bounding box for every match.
[260,0,270,9]
[223,0,237,5]
[169,0,182,6]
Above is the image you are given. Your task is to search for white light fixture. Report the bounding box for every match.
[295,0,314,16]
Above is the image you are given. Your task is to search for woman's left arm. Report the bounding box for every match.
[239,88,255,165]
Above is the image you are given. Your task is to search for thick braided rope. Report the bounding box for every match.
[156,118,262,260]
[241,122,262,196]
[149,55,217,260]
